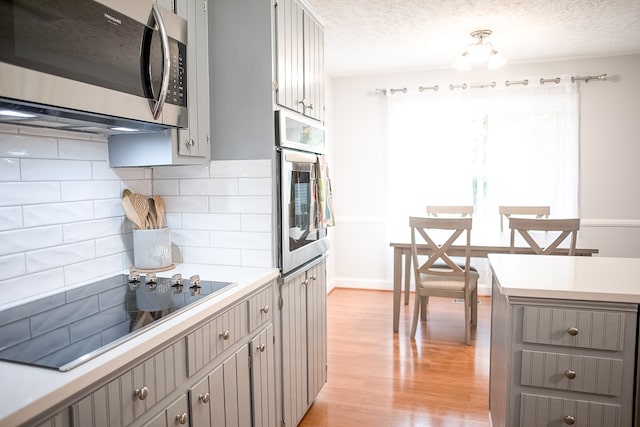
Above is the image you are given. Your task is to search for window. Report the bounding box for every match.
[385,81,579,241]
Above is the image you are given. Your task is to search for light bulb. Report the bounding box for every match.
[487,50,506,69]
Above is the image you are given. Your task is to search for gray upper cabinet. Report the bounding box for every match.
[275,0,325,122]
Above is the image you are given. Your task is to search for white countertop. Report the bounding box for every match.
[0,264,279,427]
[489,254,640,303]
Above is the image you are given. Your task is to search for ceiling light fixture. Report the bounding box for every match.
[454,30,506,71]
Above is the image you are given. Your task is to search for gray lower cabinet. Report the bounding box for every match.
[489,280,638,427]
[279,259,327,426]
[62,280,277,427]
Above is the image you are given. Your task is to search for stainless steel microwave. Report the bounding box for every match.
[0,0,188,134]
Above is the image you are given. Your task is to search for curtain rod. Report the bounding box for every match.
[375,73,608,95]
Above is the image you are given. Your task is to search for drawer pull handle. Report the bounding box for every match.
[564,415,576,425]
[199,392,210,404]
[257,344,266,353]
[260,305,269,314]
[134,386,149,401]
[565,369,577,380]
[567,326,579,336]
[220,330,230,340]
[175,412,188,424]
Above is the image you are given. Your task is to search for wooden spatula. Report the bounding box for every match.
[129,193,149,229]
[154,195,165,229]
[121,196,145,230]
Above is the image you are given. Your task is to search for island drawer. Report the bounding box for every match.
[520,393,621,427]
[248,286,273,332]
[186,301,248,376]
[522,306,626,351]
[520,350,623,396]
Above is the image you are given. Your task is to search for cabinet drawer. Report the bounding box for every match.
[520,350,623,397]
[248,286,273,332]
[520,393,620,427]
[71,341,186,427]
[186,302,247,376]
[522,306,625,351]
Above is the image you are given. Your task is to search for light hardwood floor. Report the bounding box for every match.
[299,288,491,427]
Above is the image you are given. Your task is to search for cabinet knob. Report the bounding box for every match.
[305,104,314,111]
[298,99,307,107]
[134,386,149,401]
[186,139,195,147]
[257,344,266,353]
[564,415,576,425]
[199,392,210,404]
[220,330,230,340]
[301,279,308,286]
[567,326,579,336]
[260,305,269,314]
[565,369,577,380]
[175,412,188,425]
[309,275,317,282]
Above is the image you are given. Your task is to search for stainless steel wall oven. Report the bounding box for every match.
[276,109,332,275]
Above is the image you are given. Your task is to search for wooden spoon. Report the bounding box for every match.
[154,195,165,229]
[129,193,149,229]
[122,188,132,199]
[121,196,145,230]
[147,197,158,229]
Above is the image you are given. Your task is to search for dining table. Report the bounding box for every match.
[390,232,599,332]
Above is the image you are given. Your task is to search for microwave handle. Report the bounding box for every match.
[149,4,171,120]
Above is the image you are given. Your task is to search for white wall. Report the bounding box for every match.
[326,54,640,293]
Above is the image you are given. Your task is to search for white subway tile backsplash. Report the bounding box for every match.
[164,213,181,229]
[25,241,96,274]
[63,254,124,286]
[63,218,123,244]
[241,214,272,232]
[108,166,148,181]
[0,225,63,256]
[0,182,60,206]
[96,234,132,257]
[181,213,240,231]
[153,164,210,179]
[238,178,271,196]
[0,158,20,181]
[0,133,58,158]
[211,159,271,178]
[164,195,209,213]
[170,229,210,247]
[61,180,120,201]
[23,201,94,227]
[180,178,238,196]
[210,196,271,214]
[93,198,125,219]
[152,179,180,196]
[0,253,26,280]
[0,269,65,308]
[22,159,93,181]
[210,231,271,250]
[241,249,273,268]
[59,139,108,160]
[119,179,152,196]
[0,207,23,230]
[181,247,241,266]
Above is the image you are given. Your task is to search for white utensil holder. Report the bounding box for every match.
[133,228,172,270]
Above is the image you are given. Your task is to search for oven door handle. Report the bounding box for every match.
[284,150,318,164]
[147,4,171,120]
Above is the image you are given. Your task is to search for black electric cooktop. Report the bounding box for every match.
[0,273,235,371]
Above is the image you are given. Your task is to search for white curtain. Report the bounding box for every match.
[385,79,579,241]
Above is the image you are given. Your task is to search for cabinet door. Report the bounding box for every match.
[189,377,211,426]
[306,262,327,402]
[275,0,305,114]
[302,13,324,121]
[174,0,211,160]
[280,268,309,426]
[251,324,277,427]
[143,395,189,427]
[221,344,251,427]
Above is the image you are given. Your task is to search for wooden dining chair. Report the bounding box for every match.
[509,217,580,256]
[409,216,479,345]
[499,205,550,231]
[427,205,474,217]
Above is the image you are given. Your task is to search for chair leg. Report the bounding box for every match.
[464,295,471,346]
[410,293,421,339]
[471,288,478,328]
[420,296,428,320]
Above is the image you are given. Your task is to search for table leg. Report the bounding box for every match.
[393,247,402,333]
[404,251,411,306]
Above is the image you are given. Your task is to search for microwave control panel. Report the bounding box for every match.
[167,40,187,108]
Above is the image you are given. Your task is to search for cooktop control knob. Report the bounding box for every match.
[146,273,157,289]
[171,274,183,293]
[189,275,201,295]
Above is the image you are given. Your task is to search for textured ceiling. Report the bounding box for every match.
[305,0,640,76]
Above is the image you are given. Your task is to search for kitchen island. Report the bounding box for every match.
[0,264,279,427]
[489,254,640,427]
